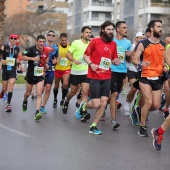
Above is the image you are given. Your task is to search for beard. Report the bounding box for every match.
[153,31,161,38]
[102,32,113,42]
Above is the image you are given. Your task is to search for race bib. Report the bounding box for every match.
[118,52,125,63]
[6,57,15,66]
[99,57,111,70]
[80,56,87,66]
[59,58,68,66]
[34,66,44,76]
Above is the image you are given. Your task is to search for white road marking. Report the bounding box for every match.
[0,123,33,138]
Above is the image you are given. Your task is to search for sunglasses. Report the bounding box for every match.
[10,38,17,40]
[47,34,55,37]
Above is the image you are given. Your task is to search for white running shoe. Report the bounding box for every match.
[123,101,131,116]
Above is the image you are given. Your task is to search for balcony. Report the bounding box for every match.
[150,3,170,7]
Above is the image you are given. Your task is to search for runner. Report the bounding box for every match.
[0,34,20,112]
[76,20,120,134]
[123,32,145,117]
[40,30,58,114]
[110,21,132,127]
[133,20,165,137]
[62,26,91,117]
[22,35,48,120]
[151,41,170,150]
[53,33,71,107]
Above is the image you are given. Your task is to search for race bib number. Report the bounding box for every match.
[34,66,44,76]
[80,56,87,66]
[99,57,111,70]
[59,58,68,66]
[6,57,15,66]
[118,52,125,63]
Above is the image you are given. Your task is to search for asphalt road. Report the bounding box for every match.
[0,86,170,170]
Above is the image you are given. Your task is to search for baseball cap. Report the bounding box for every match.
[136,32,144,37]
[9,34,18,39]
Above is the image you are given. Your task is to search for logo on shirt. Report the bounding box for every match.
[104,47,109,51]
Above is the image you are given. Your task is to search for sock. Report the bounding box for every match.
[36,110,39,114]
[90,123,97,127]
[62,88,68,100]
[135,93,141,107]
[158,126,165,135]
[53,88,58,99]
[116,93,120,100]
[7,92,13,104]
[164,108,168,112]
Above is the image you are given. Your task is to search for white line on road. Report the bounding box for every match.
[0,123,33,138]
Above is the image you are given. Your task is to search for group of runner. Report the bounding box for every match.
[0,19,170,151]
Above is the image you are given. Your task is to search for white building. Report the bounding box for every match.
[67,0,113,36]
[113,0,170,40]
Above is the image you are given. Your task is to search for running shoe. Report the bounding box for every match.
[81,112,91,122]
[53,99,57,108]
[2,93,8,101]
[35,111,42,120]
[123,101,131,116]
[130,109,139,126]
[0,91,4,99]
[40,106,47,114]
[60,99,64,106]
[163,110,169,119]
[22,100,27,112]
[111,120,120,129]
[5,104,11,112]
[116,101,122,109]
[151,128,163,151]
[62,102,69,114]
[89,126,102,135]
[138,126,148,137]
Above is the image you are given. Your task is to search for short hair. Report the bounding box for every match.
[81,26,91,33]
[148,20,162,30]
[100,20,115,36]
[116,21,126,29]
[145,27,151,33]
[47,30,55,34]
[60,33,67,39]
[37,35,46,41]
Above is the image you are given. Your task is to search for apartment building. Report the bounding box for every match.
[4,0,31,18]
[67,0,113,36]
[28,0,68,36]
[113,0,170,40]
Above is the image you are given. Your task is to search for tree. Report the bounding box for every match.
[4,11,65,50]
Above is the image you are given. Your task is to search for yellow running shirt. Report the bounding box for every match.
[55,43,71,70]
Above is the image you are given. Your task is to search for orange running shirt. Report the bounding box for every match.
[140,39,165,77]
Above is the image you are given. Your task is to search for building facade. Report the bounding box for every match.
[5,0,31,18]
[112,0,170,40]
[67,0,113,36]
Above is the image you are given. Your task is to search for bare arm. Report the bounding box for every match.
[83,54,98,71]
[66,51,81,65]
[164,48,170,66]
[132,43,143,66]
